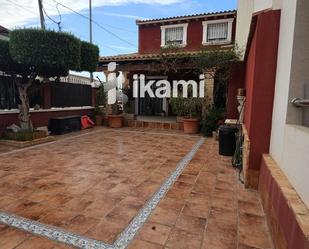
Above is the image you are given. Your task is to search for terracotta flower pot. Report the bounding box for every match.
[108,115,124,128]
[95,115,103,126]
[183,118,200,134]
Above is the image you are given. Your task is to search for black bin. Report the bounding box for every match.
[218,125,238,156]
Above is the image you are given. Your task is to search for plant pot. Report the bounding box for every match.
[95,115,103,126]
[183,118,200,134]
[108,115,124,128]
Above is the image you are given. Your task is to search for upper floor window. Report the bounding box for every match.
[202,19,233,45]
[161,23,188,47]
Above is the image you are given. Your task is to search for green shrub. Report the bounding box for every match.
[80,41,99,72]
[94,106,104,116]
[169,97,185,117]
[170,97,202,118]
[201,107,226,137]
[0,40,13,71]
[4,131,33,141]
[0,40,28,73]
[96,83,107,106]
[9,29,81,77]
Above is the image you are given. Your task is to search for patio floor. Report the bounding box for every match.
[0,128,273,249]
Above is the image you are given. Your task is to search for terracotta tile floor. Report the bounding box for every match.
[0,128,274,249]
[0,129,198,245]
[128,138,274,249]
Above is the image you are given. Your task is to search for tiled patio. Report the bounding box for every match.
[129,138,273,249]
[0,128,273,249]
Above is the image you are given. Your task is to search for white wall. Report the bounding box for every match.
[270,0,309,207]
[254,0,282,12]
[236,0,282,58]
[254,0,273,12]
[236,0,254,56]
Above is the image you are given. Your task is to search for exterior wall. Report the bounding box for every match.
[236,0,282,57]
[235,0,254,55]
[226,62,245,119]
[259,155,309,249]
[269,0,309,207]
[138,17,236,54]
[138,25,161,54]
[254,0,282,13]
[0,84,97,130]
[243,10,281,188]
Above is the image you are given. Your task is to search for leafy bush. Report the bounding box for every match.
[200,107,226,137]
[0,40,28,73]
[80,41,99,72]
[94,106,104,116]
[170,97,203,118]
[0,40,13,71]
[96,83,107,106]
[9,29,81,77]
[169,97,185,117]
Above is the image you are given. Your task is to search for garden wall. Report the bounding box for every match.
[259,155,309,249]
[242,10,280,188]
[0,107,94,128]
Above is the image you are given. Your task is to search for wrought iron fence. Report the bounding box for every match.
[0,75,92,110]
[50,82,92,107]
[0,75,18,110]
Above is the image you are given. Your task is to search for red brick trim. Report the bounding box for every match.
[259,155,309,249]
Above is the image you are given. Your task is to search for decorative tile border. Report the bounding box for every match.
[0,212,113,249]
[0,133,205,249]
[114,137,205,249]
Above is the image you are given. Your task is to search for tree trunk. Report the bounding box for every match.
[16,80,33,131]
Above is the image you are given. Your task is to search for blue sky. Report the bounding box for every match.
[1,0,237,80]
[2,0,237,56]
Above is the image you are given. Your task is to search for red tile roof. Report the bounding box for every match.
[99,48,235,63]
[136,10,236,25]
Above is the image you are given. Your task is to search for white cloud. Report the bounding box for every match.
[0,0,183,28]
[101,12,147,20]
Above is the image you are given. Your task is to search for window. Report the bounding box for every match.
[161,23,188,47]
[165,27,184,46]
[202,19,233,45]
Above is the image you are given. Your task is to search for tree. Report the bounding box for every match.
[0,28,99,130]
[80,41,99,72]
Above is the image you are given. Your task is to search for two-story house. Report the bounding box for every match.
[99,10,236,117]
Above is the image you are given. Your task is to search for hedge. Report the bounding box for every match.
[9,29,81,77]
[0,39,29,74]
[80,41,99,72]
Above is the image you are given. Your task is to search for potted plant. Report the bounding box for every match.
[123,101,136,120]
[170,97,202,134]
[169,97,185,123]
[201,107,226,137]
[122,85,136,120]
[94,82,107,126]
[182,98,202,134]
[94,106,104,126]
[108,103,124,128]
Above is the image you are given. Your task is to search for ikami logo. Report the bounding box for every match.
[104,62,128,105]
[103,61,205,104]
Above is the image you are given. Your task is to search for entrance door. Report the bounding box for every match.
[138,76,167,116]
